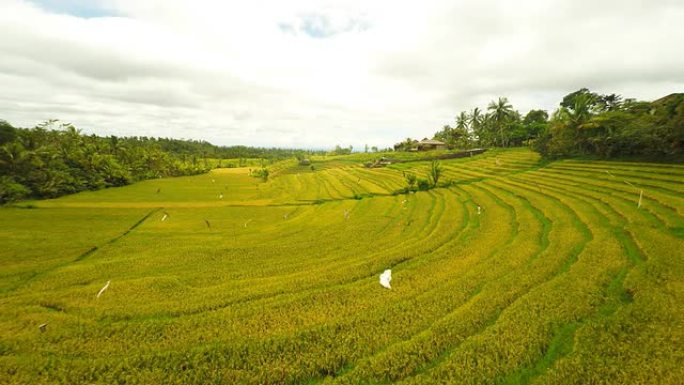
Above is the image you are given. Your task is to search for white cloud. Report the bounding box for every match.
[1,0,683,148]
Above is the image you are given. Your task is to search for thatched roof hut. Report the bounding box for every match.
[416,139,446,151]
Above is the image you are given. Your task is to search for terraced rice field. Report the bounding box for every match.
[0,148,682,384]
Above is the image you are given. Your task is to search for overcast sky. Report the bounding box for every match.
[1,0,683,148]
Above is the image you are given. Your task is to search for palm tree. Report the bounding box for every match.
[563,93,594,127]
[476,112,493,146]
[487,97,513,147]
[469,108,483,147]
[469,108,482,130]
[0,141,31,175]
[455,111,469,131]
[558,93,597,153]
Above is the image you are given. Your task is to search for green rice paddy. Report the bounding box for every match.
[1,148,682,384]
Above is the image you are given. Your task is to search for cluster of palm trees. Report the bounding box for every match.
[434,97,547,149]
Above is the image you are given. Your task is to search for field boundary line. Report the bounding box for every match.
[3,208,162,294]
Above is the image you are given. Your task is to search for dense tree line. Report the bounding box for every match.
[395,97,549,151]
[0,120,317,203]
[534,90,684,158]
[157,139,319,161]
[399,89,682,160]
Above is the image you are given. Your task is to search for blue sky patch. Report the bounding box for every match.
[279,13,370,39]
[27,0,118,18]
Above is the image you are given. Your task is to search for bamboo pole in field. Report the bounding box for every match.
[97,280,110,299]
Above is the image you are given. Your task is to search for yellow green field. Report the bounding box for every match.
[1,148,682,384]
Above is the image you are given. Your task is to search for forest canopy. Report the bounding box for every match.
[0,120,317,204]
[535,90,684,158]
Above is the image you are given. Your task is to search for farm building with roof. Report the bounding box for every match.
[416,139,447,151]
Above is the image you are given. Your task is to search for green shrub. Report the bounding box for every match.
[0,176,30,204]
[404,172,417,190]
[417,178,431,191]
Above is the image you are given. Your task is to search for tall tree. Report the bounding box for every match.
[455,111,469,131]
[596,93,623,112]
[0,120,16,145]
[469,108,482,131]
[522,109,549,145]
[487,97,514,147]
